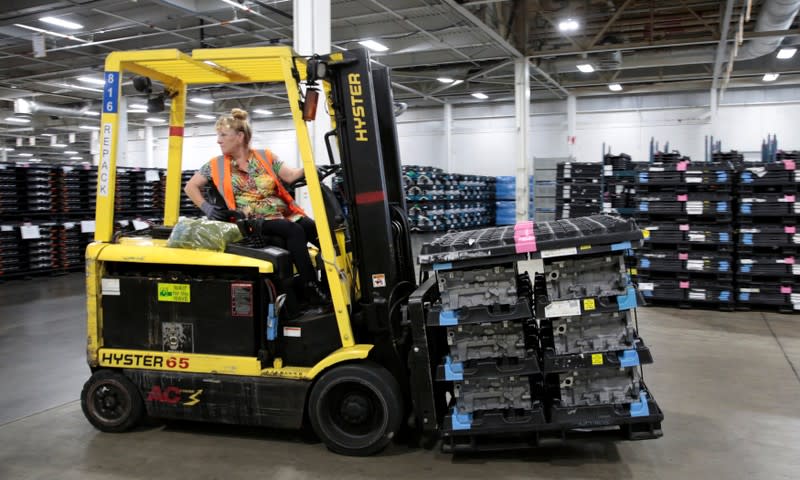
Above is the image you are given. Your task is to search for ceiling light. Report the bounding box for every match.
[129,103,147,110]
[451,80,464,86]
[253,109,273,115]
[437,77,454,83]
[762,73,779,82]
[577,63,595,73]
[558,19,579,32]
[15,24,87,43]
[83,110,100,116]
[69,156,83,160]
[195,114,215,120]
[60,83,103,93]
[190,98,214,105]
[777,48,797,59]
[77,76,106,86]
[18,153,34,157]
[3,148,14,152]
[40,17,83,30]
[52,143,68,148]
[608,83,623,91]
[5,117,31,124]
[221,0,255,13]
[64,150,78,154]
[358,40,389,52]
[471,92,489,100]
[145,117,165,123]
[79,125,100,130]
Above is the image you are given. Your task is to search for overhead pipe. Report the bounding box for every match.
[543,0,800,74]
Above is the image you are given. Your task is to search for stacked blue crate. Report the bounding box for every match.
[494,176,535,225]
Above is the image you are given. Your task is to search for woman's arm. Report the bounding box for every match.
[184,171,210,208]
[275,154,306,185]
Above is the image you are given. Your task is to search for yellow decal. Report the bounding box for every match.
[642,230,651,239]
[158,283,190,302]
[583,298,596,311]
[348,73,368,142]
[579,244,591,250]
[591,353,604,365]
[183,389,203,406]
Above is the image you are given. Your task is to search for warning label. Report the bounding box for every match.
[158,283,191,303]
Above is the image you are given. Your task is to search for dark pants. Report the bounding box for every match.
[260,217,318,284]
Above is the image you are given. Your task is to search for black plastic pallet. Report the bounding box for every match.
[436,356,541,381]
[541,340,653,372]
[427,299,534,326]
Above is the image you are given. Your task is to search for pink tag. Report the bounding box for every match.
[679,224,689,231]
[781,286,792,294]
[680,281,690,289]
[785,257,795,265]
[676,161,688,172]
[785,226,796,234]
[783,160,796,171]
[677,194,688,202]
[785,195,796,202]
[514,221,537,253]
[678,252,689,260]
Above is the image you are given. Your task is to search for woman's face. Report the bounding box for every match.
[216,127,244,156]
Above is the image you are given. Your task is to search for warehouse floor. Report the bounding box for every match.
[1,272,799,480]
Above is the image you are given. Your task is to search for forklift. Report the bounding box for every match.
[81,46,421,456]
[81,46,662,456]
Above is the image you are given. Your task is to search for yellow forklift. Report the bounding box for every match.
[81,46,419,456]
[81,46,663,456]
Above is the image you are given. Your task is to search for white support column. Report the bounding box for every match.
[444,102,454,172]
[0,147,6,162]
[117,96,128,167]
[145,125,154,168]
[294,0,331,215]
[90,129,99,166]
[710,87,719,139]
[514,58,530,221]
[567,94,577,160]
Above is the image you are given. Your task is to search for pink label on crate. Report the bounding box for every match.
[785,257,795,265]
[781,286,792,294]
[679,224,690,231]
[785,195,796,202]
[785,226,797,234]
[514,221,537,253]
[679,252,689,260]
[680,281,690,289]
[676,161,688,171]
[677,194,688,202]
[783,159,796,171]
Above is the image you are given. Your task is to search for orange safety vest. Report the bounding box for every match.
[209,148,306,217]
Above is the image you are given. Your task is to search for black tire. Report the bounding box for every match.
[308,362,403,456]
[81,370,144,433]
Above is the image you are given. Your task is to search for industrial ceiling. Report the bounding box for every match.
[0,0,798,163]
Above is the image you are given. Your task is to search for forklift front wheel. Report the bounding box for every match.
[308,362,402,456]
[81,370,144,433]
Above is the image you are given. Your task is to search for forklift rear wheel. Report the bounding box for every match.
[81,370,144,433]
[308,362,402,456]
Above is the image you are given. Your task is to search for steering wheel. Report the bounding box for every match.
[293,164,341,188]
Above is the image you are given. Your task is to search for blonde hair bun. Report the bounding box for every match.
[230,108,249,121]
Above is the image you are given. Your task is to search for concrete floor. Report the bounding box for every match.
[1,272,799,480]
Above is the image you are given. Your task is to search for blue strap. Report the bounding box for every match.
[451,408,473,430]
[444,356,464,381]
[439,310,458,326]
[619,349,640,367]
[630,391,650,417]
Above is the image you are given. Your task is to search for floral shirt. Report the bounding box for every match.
[200,154,301,221]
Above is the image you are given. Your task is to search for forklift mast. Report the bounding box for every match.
[323,49,416,307]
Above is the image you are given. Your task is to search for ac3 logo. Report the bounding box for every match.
[146,385,203,406]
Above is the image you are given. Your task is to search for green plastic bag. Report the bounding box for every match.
[166,218,243,252]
